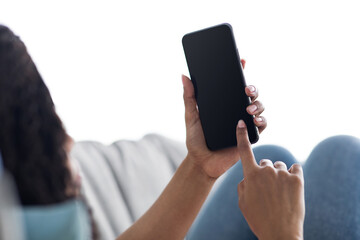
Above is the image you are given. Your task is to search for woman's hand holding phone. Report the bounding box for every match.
[182,59,267,179]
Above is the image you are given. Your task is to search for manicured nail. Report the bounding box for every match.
[248,85,256,93]
[248,104,257,113]
[238,120,246,128]
[255,117,263,122]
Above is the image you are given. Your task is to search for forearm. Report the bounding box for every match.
[117,156,215,240]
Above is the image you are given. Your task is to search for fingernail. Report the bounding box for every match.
[255,117,263,122]
[248,104,257,113]
[248,85,256,93]
[238,120,246,128]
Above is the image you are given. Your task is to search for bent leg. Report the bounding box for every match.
[303,135,360,240]
[187,145,298,240]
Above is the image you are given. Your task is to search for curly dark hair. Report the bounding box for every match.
[0,25,73,205]
[0,25,99,239]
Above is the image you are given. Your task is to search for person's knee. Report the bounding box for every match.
[307,135,360,167]
[322,135,359,147]
[253,145,297,167]
[312,135,360,156]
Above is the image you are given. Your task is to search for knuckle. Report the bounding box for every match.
[185,110,199,125]
[290,175,304,186]
[260,105,265,112]
[255,100,262,108]
[259,159,271,165]
[262,121,268,129]
[185,113,192,123]
[274,161,286,166]
[278,169,289,179]
[292,163,302,170]
[262,165,276,175]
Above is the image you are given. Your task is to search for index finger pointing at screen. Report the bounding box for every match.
[236,120,257,177]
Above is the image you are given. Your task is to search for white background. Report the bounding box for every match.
[1,0,360,161]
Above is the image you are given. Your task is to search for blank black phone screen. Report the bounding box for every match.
[182,24,259,150]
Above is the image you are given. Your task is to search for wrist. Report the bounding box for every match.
[184,155,217,184]
[256,222,303,240]
[279,224,303,240]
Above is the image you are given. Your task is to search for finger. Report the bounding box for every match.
[246,101,264,116]
[241,59,246,69]
[236,120,257,177]
[245,85,258,101]
[259,159,273,167]
[289,163,304,178]
[254,116,267,134]
[182,75,198,123]
[274,161,287,171]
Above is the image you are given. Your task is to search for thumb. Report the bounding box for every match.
[236,120,257,177]
[182,75,198,125]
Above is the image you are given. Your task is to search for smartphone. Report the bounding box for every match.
[182,23,259,150]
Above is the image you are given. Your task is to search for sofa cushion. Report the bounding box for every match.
[71,134,187,239]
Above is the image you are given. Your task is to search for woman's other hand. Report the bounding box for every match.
[236,120,305,240]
